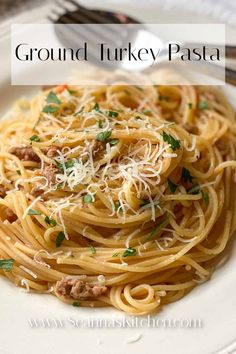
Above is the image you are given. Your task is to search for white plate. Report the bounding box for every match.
[1,3,236,354]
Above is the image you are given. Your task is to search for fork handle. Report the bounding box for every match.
[226,45,236,59]
[226,67,236,86]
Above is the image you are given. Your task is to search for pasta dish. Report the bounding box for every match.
[0,80,236,315]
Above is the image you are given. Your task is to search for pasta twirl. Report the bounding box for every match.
[0,81,235,315]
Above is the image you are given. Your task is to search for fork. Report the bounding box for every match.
[49,0,236,86]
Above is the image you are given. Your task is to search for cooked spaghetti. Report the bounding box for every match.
[0,81,236,315]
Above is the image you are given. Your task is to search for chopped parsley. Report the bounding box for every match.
[135,116,143,120]
[65,160,76,169]
[33,116,42,130]
[182,167,194,183]
[162,132,181,151]
[122,248,137,258]
[46,91,61,105]
[167,178,178,193]
[202,191,209,204]
[42,105,59,114]
[55,160,64,171]
[30,135,40,142]
[72,301,81,307]
[83,194,93,203]
[148,215,170,240]
[114,201,121,211]
[107,110,119,118]
[89,245,96,254]
[142,109,152,115]
[198,100,209,110]
[0,259,14,271]
[67,89,77,95]
[16,170,21,175]
[96,130,112,142]
[44,216,57,227]
[109,139,119,146]
[74,106,84,116]
[55,159,76,171]
[27,209,41,216]
[56,231,65,247]
[98,120,104,128]
[93,102,100,112]
[188,102,193,109]
[187,183,200,195]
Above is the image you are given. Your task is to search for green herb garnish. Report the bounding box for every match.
[188,102,193,109]
[42,105,59,114]
[198,100,209,110]
[46,91,61,105]
[162,132,181,151]
[55,160,64,171]
[98,120,104,128]
[107,110,118,118]
[44,216,57,227]
[93,103,100,112]
[56,231,65,247]
[72,301,81,307]
[27,209,41,216]
[89,245,96,254]
[167,178,178,193]
[142,109,152,115]
[148,215,170,240]
[202,191,209,204]
[74,106,84,116]
[16,170,21,175]
[55,159,77,171]
[182,167,194,183]
[114,201,121,211]
[122,248,137,258]
[65,160,76,169]
[67,89,77,95]
[0,259,14,271]
[187,183,200,195]
[32,116,42,130]
[96,130,112,142]
[83,194,93,203]
[30,135,40,142]
[109,139,119,146]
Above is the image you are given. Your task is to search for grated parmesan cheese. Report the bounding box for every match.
[22,196,42,219]
[19,265,37,279]
[126,334,142,344]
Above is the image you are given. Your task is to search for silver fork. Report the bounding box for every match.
[49,0,236,85]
